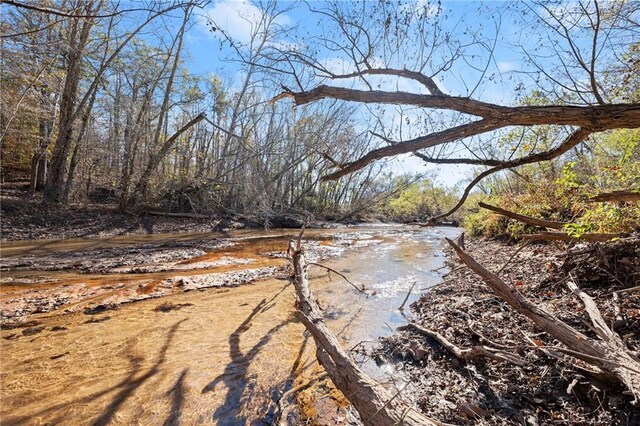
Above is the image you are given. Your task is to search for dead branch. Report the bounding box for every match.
[398,282,417,311]
[566,277,615,341]
[273,372,328,424]
[446,238,640,403]
[430,128,592,221]
[588,190,640,203]
[144,210,211,219]
[399,323,527,365]
[289,240,440,425]
[522,231,619,242]
[479,202,568,229]
[274,85,640,130]
[413,151,503,166]
[307,261,368,294]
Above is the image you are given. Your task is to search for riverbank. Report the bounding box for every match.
[0,196,321,241]
[378,235,640,425]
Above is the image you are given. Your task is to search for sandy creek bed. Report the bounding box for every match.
[0,225,459,425]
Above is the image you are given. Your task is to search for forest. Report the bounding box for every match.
[1,0,639,425]
[1,0,638,230]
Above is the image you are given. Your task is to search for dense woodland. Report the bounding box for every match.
[0,0,638,230]
[1,0,404,223]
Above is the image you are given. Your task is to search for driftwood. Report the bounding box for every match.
[288,239,440,425]
[478,202,568,229]
[446,238,640,403]
[522,231,619,242]
[399,323,527,366]
[589,190,640,203]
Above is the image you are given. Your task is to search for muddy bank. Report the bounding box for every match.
[0,230,356,325]
[0,197,332,241]
[377,236,640,425]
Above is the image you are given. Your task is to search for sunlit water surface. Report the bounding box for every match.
[0,225,459,425]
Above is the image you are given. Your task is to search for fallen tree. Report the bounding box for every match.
[445,238,640,403]
[287,237,441,425]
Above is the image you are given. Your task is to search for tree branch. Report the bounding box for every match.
[589,190,640,203]
[429,128,592,221]
[322,119,504,181]
[273,85,640,129]
[479,202,569,229]
[414,151,503,166]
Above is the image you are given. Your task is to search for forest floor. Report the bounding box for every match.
[377,235,640,425]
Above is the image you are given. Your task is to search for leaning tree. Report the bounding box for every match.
[265,1,640,422]
[267,1,639,220]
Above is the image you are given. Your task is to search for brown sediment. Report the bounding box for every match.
[1,225,456,424]
[136,279,163,295]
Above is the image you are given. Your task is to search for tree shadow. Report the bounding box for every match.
[163,368,189,426]
[202,284,293,425]
[3,319,186,426]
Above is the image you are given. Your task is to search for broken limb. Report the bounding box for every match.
[478,202,568,230]
[522,231,620,242]
[288,239,441,425]
[399,323,527,366]
[307,261,368,295]
[446,238,640,403]
[588,189,640,203]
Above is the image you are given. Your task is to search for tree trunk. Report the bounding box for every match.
[43,4,96,203]
[288,239,440,425]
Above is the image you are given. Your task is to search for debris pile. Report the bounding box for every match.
[377,235,640,425]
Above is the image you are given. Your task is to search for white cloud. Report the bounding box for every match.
[497,61,517,73]
[399,0,441,17]
[201,0,291,44]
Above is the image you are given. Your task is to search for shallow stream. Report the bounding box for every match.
[0,225,459,425]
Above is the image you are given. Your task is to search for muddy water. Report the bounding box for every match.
[0,225,459,425]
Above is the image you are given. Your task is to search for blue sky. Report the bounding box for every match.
[176,0,610,188]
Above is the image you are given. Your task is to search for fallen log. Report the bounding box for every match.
[288,239,441,425]
[446,238,640,403]
[144,210,211,219]
[588,190,640,203]
[478,202,568,229]
[522,231,619,242]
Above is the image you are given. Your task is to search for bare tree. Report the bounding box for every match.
[270,1,639,221]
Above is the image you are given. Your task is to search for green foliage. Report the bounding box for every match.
[463,128,640,240]
[383,179,461,223]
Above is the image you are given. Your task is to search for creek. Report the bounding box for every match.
[0,225,459,425]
